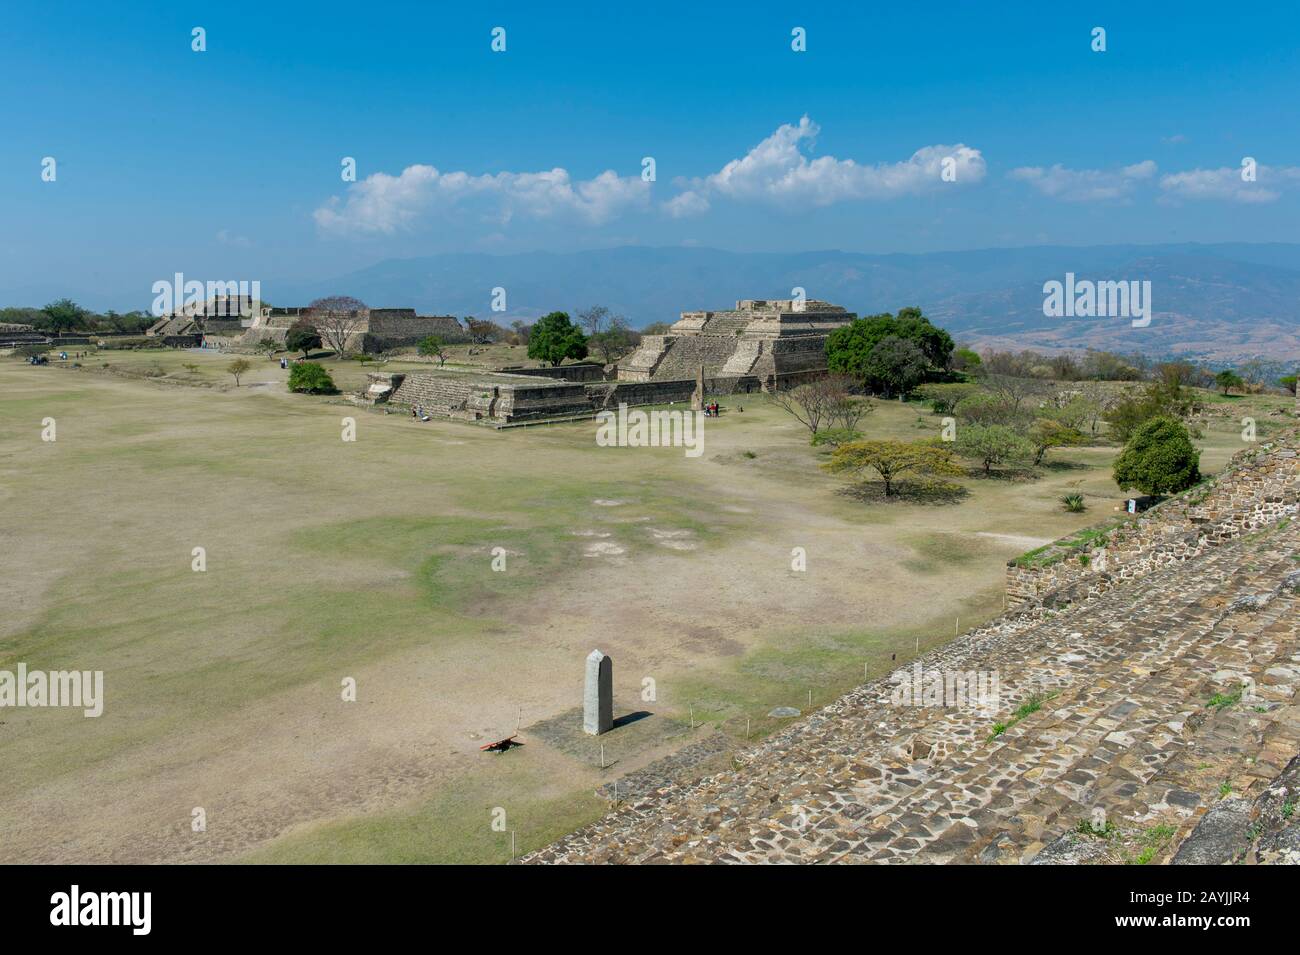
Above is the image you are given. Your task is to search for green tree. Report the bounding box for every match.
[1214,369,1244,395]
[285,321,321,359]
[40,298,87,333]
[418,335,447,365]
[825,309,953,389]
[955,423,1033,474]
[527,311,588,366]
[287,362,336,394]
[893,307,954,368]
[916,382,979,414]
[1027,417,1086,466]
[226,358,251,387]
[861,336,928,397]
[1112,416,1201,496]
[1279,374,1297,396]
[823,439,963,497]
[951,347,982,372]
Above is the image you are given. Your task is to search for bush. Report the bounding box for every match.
[287,362,337,394]
[1061,493,1086,512]
[1113,416,1201,496]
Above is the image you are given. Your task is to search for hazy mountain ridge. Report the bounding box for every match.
[8,244,1300,361]
[267,243,1300,361]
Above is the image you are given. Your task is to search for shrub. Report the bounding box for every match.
[1113,416,1201,496]
[287,362,337,394]
[1061,493,1086,512]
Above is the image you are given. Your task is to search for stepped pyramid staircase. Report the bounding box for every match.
[525,517,1300,864]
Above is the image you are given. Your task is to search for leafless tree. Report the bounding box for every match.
[984,373,1051,412]
[824,376,874,431]
[772,376,863,437]
[310,296,367,356]
[590,316,638,364]
[1077,381,1118,435]
[510,320,533,345]
[577,305,611,337]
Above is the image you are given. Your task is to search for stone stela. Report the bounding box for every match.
[584,649,613,735]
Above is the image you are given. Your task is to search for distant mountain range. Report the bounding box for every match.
[8,243,1300,362]
[267,243,1300,362]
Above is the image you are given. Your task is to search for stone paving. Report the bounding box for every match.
[524,515,1300,865]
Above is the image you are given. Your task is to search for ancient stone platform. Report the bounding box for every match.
[619,299,855,388]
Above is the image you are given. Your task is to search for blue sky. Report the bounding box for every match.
[3,0,1299,308]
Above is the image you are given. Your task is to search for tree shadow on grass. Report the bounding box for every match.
[1042,459,1094,472]
[963,466,1040,483]
[836,479,969,506]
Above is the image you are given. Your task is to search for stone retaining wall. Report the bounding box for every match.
[1007,428,1300,609]
[591,375,762,408]
[497,362,607,382]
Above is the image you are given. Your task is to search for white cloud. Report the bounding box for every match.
[664,115,985,216]
[1008,160,1156,202]
[314,164,650,234]
[1158,165,1300,203]
[215,229,252,247]
[663,190,711,218]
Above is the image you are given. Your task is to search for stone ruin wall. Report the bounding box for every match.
[238,308,463,352]
[620,334,748,382]
[386,372,593,424]
[1007,428,1300,609]
[376,369,763,424]
[361,311,464,352]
